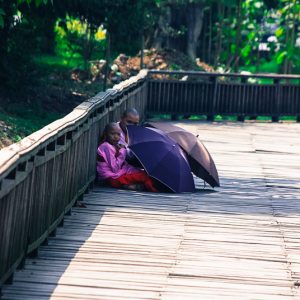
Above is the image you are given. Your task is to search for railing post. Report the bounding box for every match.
[272,78,280,122]
[4,273,14,285]
[207,76,217,121]
[237,115,245,122]
[238,77,247,122]
[17,257,26,270]
[27,248,38,258]
[58,218,64,227]
[171,114,179,121]
[49,229,56,237]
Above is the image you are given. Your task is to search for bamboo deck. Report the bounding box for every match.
[2,121,300,300]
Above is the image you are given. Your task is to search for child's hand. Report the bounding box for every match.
[115,144,125,157]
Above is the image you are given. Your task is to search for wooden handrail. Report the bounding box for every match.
[0,70,148,180]
[148,70,300,80]
[0,69,148,286]
[146,70,300,121]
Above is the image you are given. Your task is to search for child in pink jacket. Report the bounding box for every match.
[96,122,158,192]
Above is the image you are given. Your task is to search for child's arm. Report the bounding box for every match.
[98,143,126,173]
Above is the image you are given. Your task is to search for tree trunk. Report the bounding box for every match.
[226,6,233,65]
[0,2,14,83]
[153,6,172,49]
[200,19,206,61]
[207,7,212,64]
[233,0,243,72]
[214,2,224,67]
[288,0,297,74]
[186,3,204,60]
[83,23,93,71]
[255,47,260,73]
[282,2,292,74]
[103,31,111,91]
[140,33,144,69]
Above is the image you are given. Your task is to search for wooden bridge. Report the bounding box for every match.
[1,70,300,299]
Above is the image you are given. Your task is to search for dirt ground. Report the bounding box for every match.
[108,48,209,83]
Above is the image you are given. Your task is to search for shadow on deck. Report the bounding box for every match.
[2,122,300,300]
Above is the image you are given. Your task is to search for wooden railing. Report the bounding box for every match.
[147,70,300,121]
[1,68,300,289]
[0,70,148,287]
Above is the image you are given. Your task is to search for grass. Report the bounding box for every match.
[214,115,237,122]
[279,116,297,121]
[240,60,300,84]
[240,60,279,74]
[34,55,85,71]
[0,108,62,143]
[34,54,105,97]
[147,114,297,122]
[0,53,104,148]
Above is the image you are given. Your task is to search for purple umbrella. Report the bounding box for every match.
[127,126,195,193]
[146,122,220,188]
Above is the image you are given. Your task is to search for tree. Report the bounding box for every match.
[0,0,50,89]
[278,0,300,73]
[152,0,208,59]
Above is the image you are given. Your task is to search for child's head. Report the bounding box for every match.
[120,108,140,128]
[102,122,121,145]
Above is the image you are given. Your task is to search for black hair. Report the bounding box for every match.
[100,122,119,143]
[104,122,118,133]
[122,108,139,118]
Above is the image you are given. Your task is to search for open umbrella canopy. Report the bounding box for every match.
[146,122,220,188]
[127,125,195,193]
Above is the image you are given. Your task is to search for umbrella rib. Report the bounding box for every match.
[127,149,177,193]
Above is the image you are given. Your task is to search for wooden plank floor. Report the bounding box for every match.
[2,121,300,300]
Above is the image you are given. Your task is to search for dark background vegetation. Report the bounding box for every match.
[0,0,299,147]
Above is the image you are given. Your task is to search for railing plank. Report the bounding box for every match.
[147,78,300,117]
[0,70,149,285]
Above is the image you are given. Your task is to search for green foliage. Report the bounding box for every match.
[0,0,53,91]
[275,27,284,37]
[16,0,49,5]
[1,17,38,89]
[1,0,300,146]
[241,44,252,58]
[0,0,49,28]
[54,15,106,67]
[276,51,287,64]
[170,63,181,70]
[214,115,238,122]
[1,0,300,101]
[0,106,62,142]
[213,0,300,73]
[240,59,279,75]
[34,55,84,70]
[0,8,4,27]
[280,116,297,121]
[34,0,49,6]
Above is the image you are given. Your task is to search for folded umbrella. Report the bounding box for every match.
[127,125,195,193]
[146,122,220,188]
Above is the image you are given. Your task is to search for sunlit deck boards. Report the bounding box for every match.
[2,121,300,300]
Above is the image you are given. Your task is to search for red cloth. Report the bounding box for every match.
[107,171,158,193]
